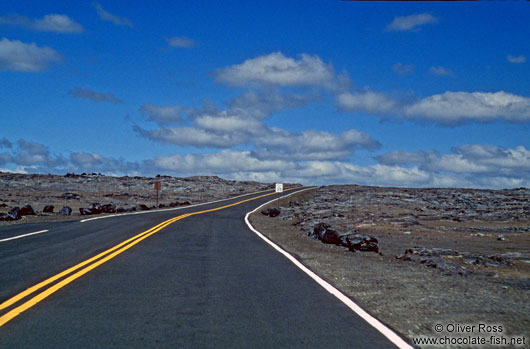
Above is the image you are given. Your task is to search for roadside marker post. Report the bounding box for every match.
[154,180,161,207]
[275,183,283,208]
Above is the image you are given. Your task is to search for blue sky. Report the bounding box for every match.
[1,1,529,188]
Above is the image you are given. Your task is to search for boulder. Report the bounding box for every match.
[79,208,92,215]
[341,233,379,253]
[261,208,281,217]
[101,203,116,213]
[7,207,21,220]
[43,205,54,213]
[0,208,21,221]
[88,203,103,214]
[136,204,149,211]
[60,206,72,216]
[19,205,36,216]
[308,223,341,245]
[116,207,126,213]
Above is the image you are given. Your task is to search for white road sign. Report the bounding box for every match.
[275,183,283,193]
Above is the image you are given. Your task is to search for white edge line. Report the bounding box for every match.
[0,230,50,243]
[80,188,276,223]
[244,188,414,349]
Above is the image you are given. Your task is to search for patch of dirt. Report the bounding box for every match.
[250,186,530,347]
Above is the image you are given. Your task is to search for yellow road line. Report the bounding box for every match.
[0,189,294,327]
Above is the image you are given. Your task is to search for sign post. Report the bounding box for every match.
[154,180,161,207]
[275,183,283,208]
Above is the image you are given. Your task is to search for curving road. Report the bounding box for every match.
[0,189,401,348]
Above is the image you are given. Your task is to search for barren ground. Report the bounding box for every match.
[250,186,530,348]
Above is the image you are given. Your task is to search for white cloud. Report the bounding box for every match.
[256,128,380,161]
[386,13,438,32]
[69,152,140,173]
[167,37,195,48]
[68,86,122,103]
[392,63,414,76]
[375,145,530,184]
[0,14,83,33]
[154,150,291,174]
[139,103,182,124]
[227,91,316,119]
[0,38,62,72]
[215,52,350,90]
[337,91,398,115]
[134,125,250,148]
[403,91,530,123]
[92,2,133,27]
[34,14,83,32]
[429,66,454,76]
[507,55,526,64]
[195,115,262,133]
[338,90,530,124]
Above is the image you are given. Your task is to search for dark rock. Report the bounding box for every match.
[43,205,54,213]
[79,208,92,215]
[60,206,72,216]
[1,207,21,221]
[88,203,103,214]
[169,200,191,207]
[341,233,379,253]
[59,192,81,200]
[308,223,331,240]
[261,208,281,217]
[19,205,36,216]
[116,207,126,213]
[136,204,149,211]
[101,203,116,213]
[8,207,21,220]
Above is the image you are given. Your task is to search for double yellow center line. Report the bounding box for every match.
[0,189,290,327]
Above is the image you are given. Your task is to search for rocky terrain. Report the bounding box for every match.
[0,172,276,225]
[251,185,530,347]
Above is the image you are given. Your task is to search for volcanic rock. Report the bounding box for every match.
[341,233,379,253]
[60,206,72,216]
[261,208,281,217]
[43,205,54,213]
[19,205,36,216]
[79,208,92,215]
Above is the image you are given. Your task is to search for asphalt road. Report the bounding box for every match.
[0,189,399,348]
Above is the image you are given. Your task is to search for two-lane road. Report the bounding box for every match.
[0,189,403,348]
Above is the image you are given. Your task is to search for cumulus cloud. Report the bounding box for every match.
[135,96,379,161]
[215,52,350,90]
[69,152,140,174]
[0,138,142,175]
[338,90,530,124]
[227,91,317,119]
[255,128,380,161]
[386,13,438,32]
[429,66,454,76]
[0,38,62,72]
[375,144,530,186]
[167,37,195,48]
[403,91,530,123]
[92,2,132,27]
[68,86,122,103]
[139,103,182,124]
[134,125,251,148]
[392,63,414,76]
[154,150,291,174]
[0,13,83,33]
[337,91,399,115]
